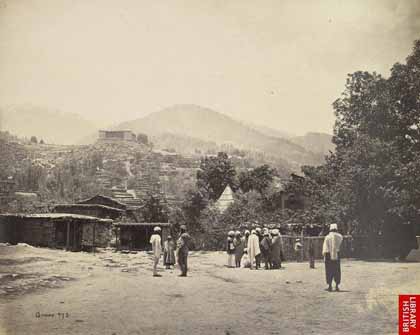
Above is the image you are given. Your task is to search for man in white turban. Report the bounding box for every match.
[322,223,343,291]
[150,226,162,277]
[247,230,261,270]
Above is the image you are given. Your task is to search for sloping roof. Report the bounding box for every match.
[113,222,171,227]
[77,194,127,210]
[99,129,134,133]
[14,192,39,198]
[0,213,113,223]
[215,185,234,212]
[291,173,305,180]
[53,204,125,213]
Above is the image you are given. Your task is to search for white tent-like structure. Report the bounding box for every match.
[215,185,234,212]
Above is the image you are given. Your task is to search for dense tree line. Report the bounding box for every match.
[173,40,420,257]
[286,40,420,258]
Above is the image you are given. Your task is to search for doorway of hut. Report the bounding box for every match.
[55,221,82,251]
[119,226,153,250]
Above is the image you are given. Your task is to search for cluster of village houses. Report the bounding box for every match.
[0,130,193,251]
[0,194,171,252]
[0,130,333,258]
[0,191,352,263]
[0,182,238,253]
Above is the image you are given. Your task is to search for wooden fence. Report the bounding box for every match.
[280,235,353,261]
[193,231,353,261]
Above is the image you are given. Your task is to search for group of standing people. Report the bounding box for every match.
[149,225,192,277]
[226,223,344,292]
[226,227,284,270]
[149,222,344,292]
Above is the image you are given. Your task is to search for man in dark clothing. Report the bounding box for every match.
[308,239,315,269]
[255,227,262,269]
[261,230,272,270]
[176,225,192,277]
[270,229,283,269]
[306,224,318,269]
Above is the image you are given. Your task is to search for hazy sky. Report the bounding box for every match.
[0,0,419,135]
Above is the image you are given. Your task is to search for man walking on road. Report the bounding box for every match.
[322,223,343,291]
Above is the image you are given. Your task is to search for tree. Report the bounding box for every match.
[30,136,38,144]
[142,196,168,223]
[196,152,237,200]
[238,164,276,194]
[272,40,420,258]
[137,133,148,145]
[305,39,420,258]
[181,188,208,227]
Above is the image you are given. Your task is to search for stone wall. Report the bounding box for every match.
[0,216,56,246]
[0,219,10,243]
[21,219,56,248]
[82,222,113,248]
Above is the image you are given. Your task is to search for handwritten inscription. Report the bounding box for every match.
[35,312,70,319]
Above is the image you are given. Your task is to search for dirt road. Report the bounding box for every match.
[0,245,419,335]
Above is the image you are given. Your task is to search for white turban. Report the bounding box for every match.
[329,224,338,231]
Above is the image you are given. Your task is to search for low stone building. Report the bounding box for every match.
[98,130,136,142]
[0,213,113,251]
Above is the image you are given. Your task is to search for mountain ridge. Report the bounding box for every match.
[112,104,326,168]
[1,104,334,169]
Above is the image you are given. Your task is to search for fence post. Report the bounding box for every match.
[300,230,304,261]
[66,221,70,251]
[92,222,96,254]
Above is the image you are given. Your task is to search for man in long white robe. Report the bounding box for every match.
[322,224,343,291]
[247,230,261,270]
[150,226,162,277]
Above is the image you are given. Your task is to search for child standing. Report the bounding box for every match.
[226,231,236,268]
[233,231,244,268]
[241,249,251,268]
[163,235,176,269]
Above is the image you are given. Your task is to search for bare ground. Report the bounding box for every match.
[0,245,419,335]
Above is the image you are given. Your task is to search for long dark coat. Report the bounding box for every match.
[271,235,282,264]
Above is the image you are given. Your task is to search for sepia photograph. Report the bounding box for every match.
[0,1,419,334]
